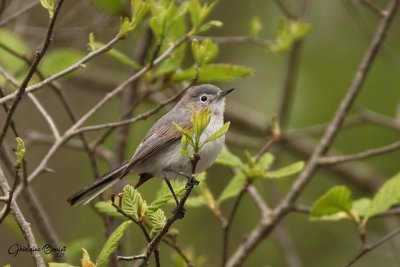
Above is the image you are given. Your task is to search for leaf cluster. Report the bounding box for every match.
[311,172,400,229]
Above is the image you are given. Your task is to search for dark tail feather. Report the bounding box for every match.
[67,162,129,206]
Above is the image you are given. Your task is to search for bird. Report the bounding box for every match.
[67,84,233,207]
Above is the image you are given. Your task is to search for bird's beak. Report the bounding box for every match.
[217,88,234,100]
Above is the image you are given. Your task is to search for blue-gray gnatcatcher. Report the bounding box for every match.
[67,84,233,206]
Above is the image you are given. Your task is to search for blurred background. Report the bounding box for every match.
[0,0,399,266]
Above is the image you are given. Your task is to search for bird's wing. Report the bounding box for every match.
[123,107,192,174]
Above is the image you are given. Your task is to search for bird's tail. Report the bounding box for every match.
[67,162,129,206]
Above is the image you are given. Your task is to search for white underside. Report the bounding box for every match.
[133,109,225,178]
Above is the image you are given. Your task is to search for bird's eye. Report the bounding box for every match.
[200,95,208,102]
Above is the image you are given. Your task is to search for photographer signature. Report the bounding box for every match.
[8,243,66,257]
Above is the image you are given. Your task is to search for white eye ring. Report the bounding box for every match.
[200,95,208,102]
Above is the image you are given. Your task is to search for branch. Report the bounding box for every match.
[11,34,190,206]
[318,141,400,165]
[0,0,65,146]
[226,0,399,265]
[276,41,303,128]
[27,93,61,139]
[360,0,386,17]
[0,0,39,26]
[343,225,400,267]
[114,25,152,165]
[72,79,197,135]
[111,197,160,267]
[0,40,101,179]
[0,65,61,140]
[134,156,200,267]
[0,34,121,105]
[26,131,114,164]
[162,238,195,267]
[0,166,45,266]
[191,35,272,46]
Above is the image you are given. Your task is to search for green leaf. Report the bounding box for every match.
[122,185,147,221]
[91,0,124,14]
[94,201,125,218]
[198,178,218,211]
[131,0,152,28]
[311,186,352,219]
[215,147,243,168]
[172,64,253,83]
[218,172,247,203]
[40,48,85,77]
[204,122,230,144]
[40,0,55,17]
[188,0,202,29]
[49,263,76,267]
[88,32,96,51]
[150,1,187,42]
[192,108,211,151]
[147,184,185,214]
[185,195,206,207]
[188,0,216,32]
[93,41,141,69]
[65,238,94,265]
[352,198,372,218]
[96,221,132,267]
[198,20,223,33]
[154,7,187,77]
[367,172,400,218]
[119,17,134,37]
[270,19,311,53]
[191,38,219,66]
[147,209,166,238]
[271,115,281,138]
[264,161,304,179]
[81,248,96,267]
[256,153,274,171]
[14,137,25,168]
[250,17,262,37]
[0,29,29,76]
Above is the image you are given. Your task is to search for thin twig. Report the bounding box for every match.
[114,26,152,165]
[222,136,277,266]
[111,198,160,267]
[273,0,295,18]
[26,131,114,164]
[12,34,191,211]
[361,108,400,131]
[318,141,400,165]
[0,0,65,146]
[191,35,272,46]
[0,167,45,266]
[343,225,400,267]
[0,35,122,105]
[136,155,200,267]
[27,93,61,139]
[0,164,19,224]
[73,78,197,135]
[0,65,61,140]
[0,0,7,19]
[226,0,399,265]
[0,0,39,26]
[0,41,101,179]
[276,41,303,129]
[360,0,386,17]
[162,238,195,267]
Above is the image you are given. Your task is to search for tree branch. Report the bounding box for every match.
[343,224,400,267]
[0,0,65,145]
[0,166,45,266]
[318,141,400,165]
[226,0,399,265]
